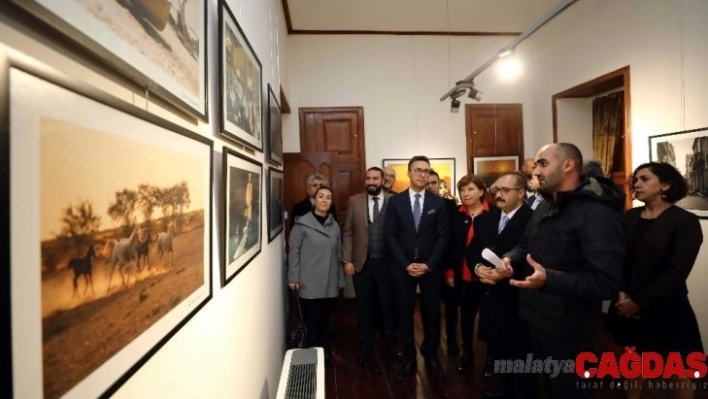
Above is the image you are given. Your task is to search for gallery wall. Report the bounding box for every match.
[1,0,289,397]
[283,0,708,349]
[516,0,708,349]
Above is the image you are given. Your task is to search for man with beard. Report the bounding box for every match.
[342,166,400,369]
[501,143,625,399]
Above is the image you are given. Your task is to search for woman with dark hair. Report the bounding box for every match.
[288,186,345,363]
[445,174,490,372]
[607,162,703,398]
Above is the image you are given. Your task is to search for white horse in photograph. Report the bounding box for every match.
[69,244,97,298]
[105,228,140,292]
[157,224,175,269]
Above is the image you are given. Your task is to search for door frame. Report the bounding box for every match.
[552,66,632,209]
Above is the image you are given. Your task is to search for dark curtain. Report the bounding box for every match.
[592,92,624,177]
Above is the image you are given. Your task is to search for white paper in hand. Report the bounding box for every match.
[482,248,506,270]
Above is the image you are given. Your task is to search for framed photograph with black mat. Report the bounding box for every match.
[649,127,708,218]
[2,53,213,399]
[219,0,263,151]
[222,147,262,286]
[11,0,209,121]
[266,84,283,166]
[268,167,285,242]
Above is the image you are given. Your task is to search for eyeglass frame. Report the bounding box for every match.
[410,168,431,176]
[489,186,525,195]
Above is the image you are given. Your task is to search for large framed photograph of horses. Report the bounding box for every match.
[222,147,262,286]
[11,0,208,121]
[2,55,213,398]
[219,0,263,151]
[649,127,708,218]
[266,84,283,166]
[267,167,285,242]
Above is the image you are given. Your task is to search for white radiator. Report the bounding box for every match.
[275,348,324,399]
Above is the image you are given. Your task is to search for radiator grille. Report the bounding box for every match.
[284,363,317,398]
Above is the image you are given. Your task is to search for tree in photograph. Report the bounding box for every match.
[108,188,139,236]
[56,200,102,259]
[138,183,159,231]
[171,181,191,231]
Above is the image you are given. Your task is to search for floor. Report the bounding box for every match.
[309,298,708,399]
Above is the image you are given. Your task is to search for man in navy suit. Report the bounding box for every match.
[385,155,450,379]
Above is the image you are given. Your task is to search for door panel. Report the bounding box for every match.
[465,104,524,174]
[299,107,366,226]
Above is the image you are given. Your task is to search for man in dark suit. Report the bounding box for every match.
[342,167,398,370]
[289,173,337,231]
[471,172,535,398]
[385,155,449,379]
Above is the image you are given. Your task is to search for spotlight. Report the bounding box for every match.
[467,87,483,101]
[450,99,461,113]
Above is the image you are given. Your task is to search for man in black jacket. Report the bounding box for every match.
[472,172,534,398]
[386,155,449,379]
[502,143,625,399]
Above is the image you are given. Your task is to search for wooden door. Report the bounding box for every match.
[466,104,524,167]
[283,151,337,231]
[466,104,524,202]
[299,107,366,224]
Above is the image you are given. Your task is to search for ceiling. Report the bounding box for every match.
[282,0,562,35]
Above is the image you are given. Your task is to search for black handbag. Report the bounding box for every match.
[287,290,307,349]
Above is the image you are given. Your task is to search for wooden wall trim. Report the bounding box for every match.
[280,0,521,37]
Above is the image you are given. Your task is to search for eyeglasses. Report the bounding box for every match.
[411,168,431,176]
[383,173,395,178]
[489,186,523,195]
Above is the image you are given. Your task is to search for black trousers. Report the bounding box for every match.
[352,258,397,352]
[392,268,441,360]
[440,280,459,346]
[529,323,592,399]
[457,280,480,351]
[300,297,334,351]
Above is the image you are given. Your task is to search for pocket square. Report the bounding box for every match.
[427,208,436,215]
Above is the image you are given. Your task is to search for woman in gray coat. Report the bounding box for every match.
[288,186,345,362]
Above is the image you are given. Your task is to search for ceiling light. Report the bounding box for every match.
[467,88,483,101]
[450,99,461,113]
[498,48,513,58]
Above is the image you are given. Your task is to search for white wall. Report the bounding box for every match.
[284,33,531,186]
[2,0,289,397]
[284,0,708,349]
[556,98,594,159]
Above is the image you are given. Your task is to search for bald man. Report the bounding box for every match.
[382,167,398,194]
[501,143,625,399]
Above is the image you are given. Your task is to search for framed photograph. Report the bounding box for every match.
[649,127,708,218]
[219,0,263,151]
[472,155,520,188]
[2,54,213,398]
[222,148,262,286]
[11,0,209,121]
[266,84,283,166]
[382,158,457,195]
[267,167,285,242]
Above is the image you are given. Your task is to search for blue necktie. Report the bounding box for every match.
[413,193,422,230]
[498,215,509,234]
